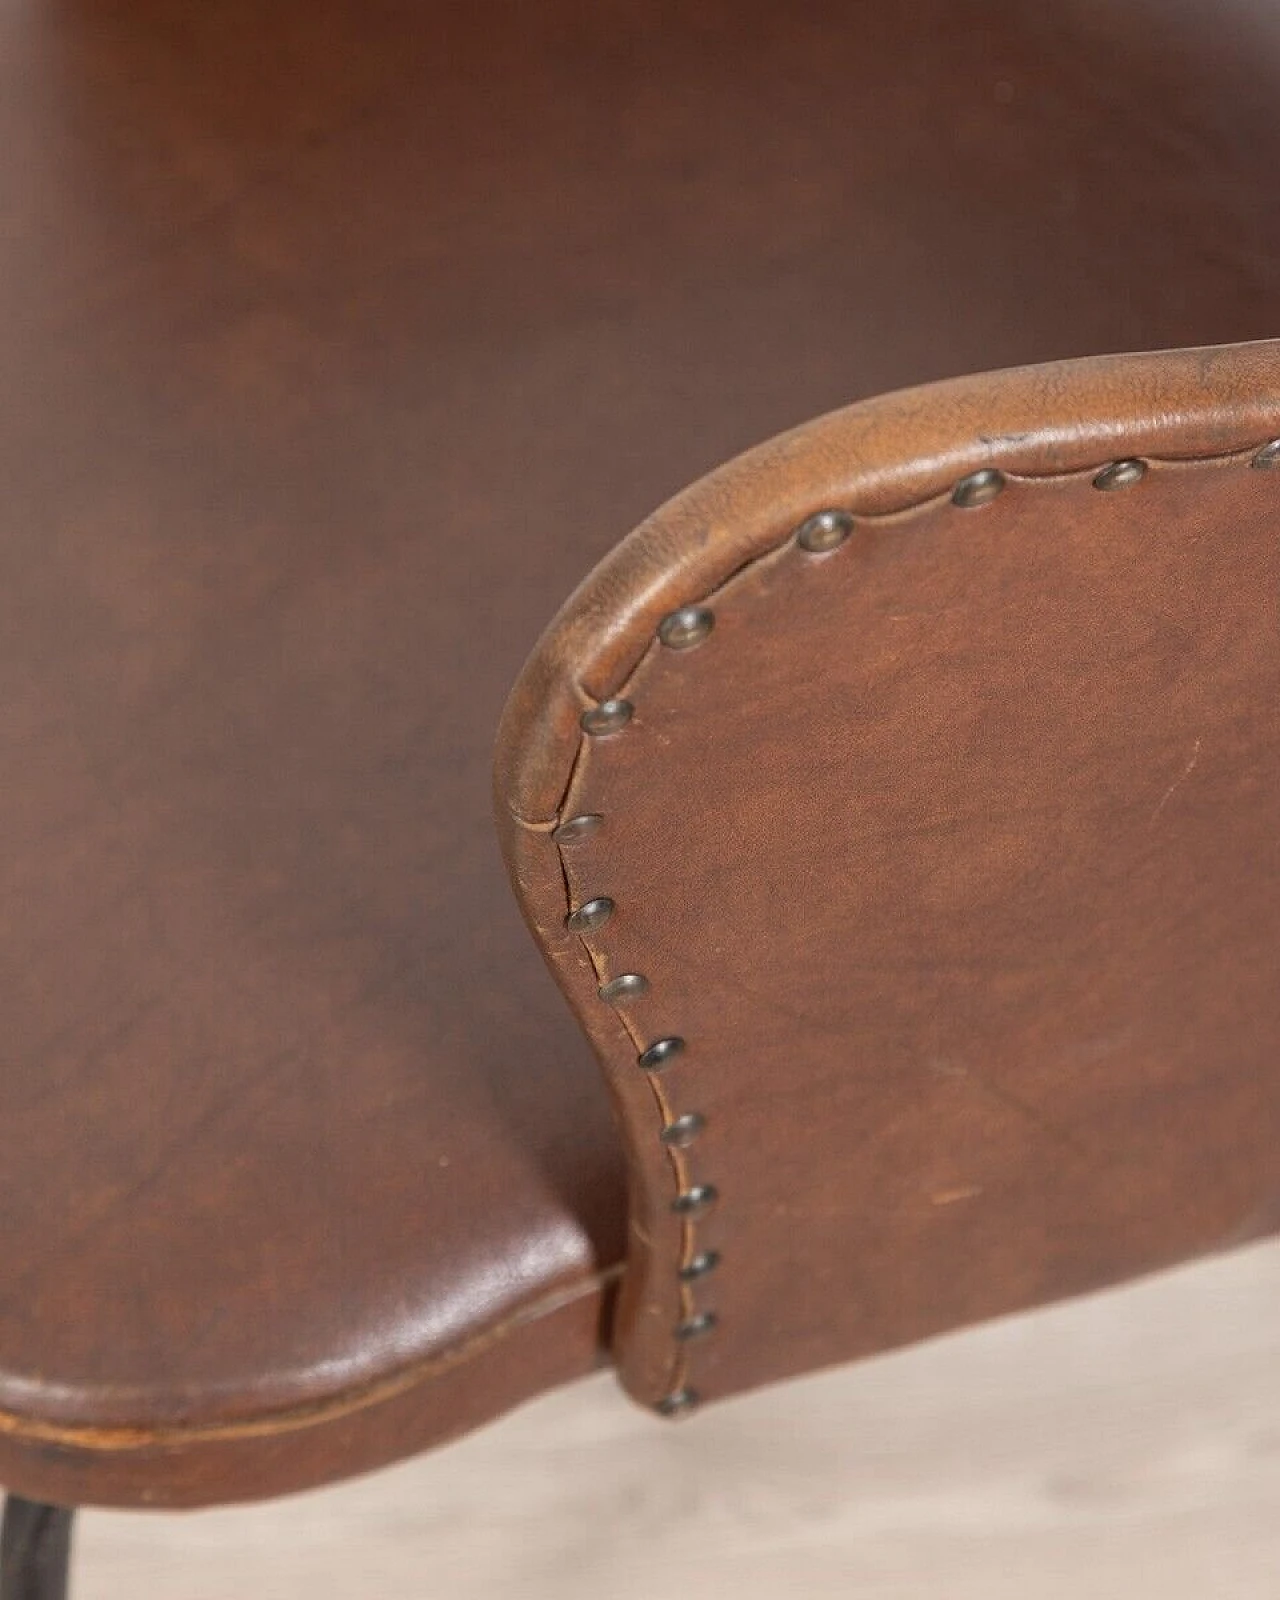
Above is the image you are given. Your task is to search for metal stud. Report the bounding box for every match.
[658,606,715,650]
[565,896,614,934]
[553,813,603,845]
[580,698,633,736]
[680,1249,721,1282]
[660,1112,706,1148]
[1251,438,1280,469]
[951,468,1006,508]
[1093,458,1147,491]
[598,972,650,1004]
[638,1036,685,1071]
[656,1388,699,1418]
[672,1183,718,1215]
[675,1311,718,1341]
[795,508,854,553]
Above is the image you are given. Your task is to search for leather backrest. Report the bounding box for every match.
[495,342,1280,1413]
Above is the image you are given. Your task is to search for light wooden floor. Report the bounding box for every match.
[79,1239,1280,1599]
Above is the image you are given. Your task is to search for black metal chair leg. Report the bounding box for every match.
[0,1498,74,1600]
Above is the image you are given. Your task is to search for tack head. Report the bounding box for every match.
[675,1311,718,1341]
[951,468,1006,508]
[565,897,615,934]
[660,1112,706,1148]
[658,605,715,650]
[656,1388,700,1418]
[679,1249,722,1282]
[580,698,633,736]
[672,1183,718,1215]
[598,972,650,1004]
[1093,458,1147,491]
[795,508,854,552]
[638,1036,686,1071]
[552,813,603,845]
[1251,438,1280,469]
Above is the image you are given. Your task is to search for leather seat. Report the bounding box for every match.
[1,0,1278,1511]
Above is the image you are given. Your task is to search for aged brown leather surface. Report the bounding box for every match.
[0,1281,614,1509]
[1,0,1279,1507]
[497,350,1280,1409]
[0,0,635,1511]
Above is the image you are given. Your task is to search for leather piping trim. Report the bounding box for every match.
[543,442,1278,1413]
[496,342,1280,1413]
[0,1266,622,1451]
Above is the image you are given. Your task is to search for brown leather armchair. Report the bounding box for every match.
[2,2,1278,1594]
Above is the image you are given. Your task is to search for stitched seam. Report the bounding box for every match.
[535,439,1278,1413]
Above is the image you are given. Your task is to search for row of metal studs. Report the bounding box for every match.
[557,601,722,1417]
[555,434,1280,1417]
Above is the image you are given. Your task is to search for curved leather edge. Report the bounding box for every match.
[496,340,1280,825]
[492,338,1280,1410]
[0,1270,619,1509]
